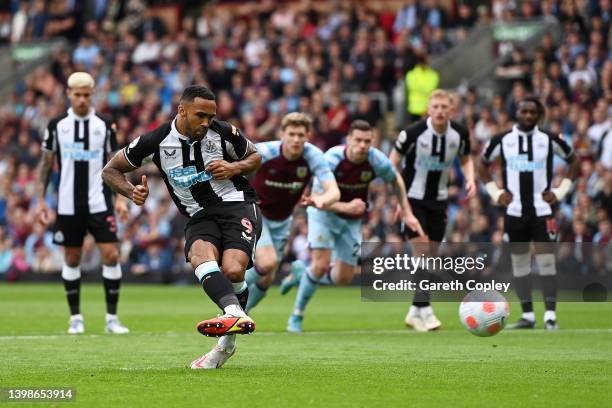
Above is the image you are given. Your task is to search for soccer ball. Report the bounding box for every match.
[459,290,509,337]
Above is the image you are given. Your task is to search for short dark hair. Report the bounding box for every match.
[519,96,546,121]
[349,119,373,134]
[180,85,216,102]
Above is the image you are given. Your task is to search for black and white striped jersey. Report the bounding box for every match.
[42,108,117,215]
[123,118,257,218]
[481,125,573,217]
[394,118,470,202]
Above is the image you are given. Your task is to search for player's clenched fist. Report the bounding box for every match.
[132,175,149,206]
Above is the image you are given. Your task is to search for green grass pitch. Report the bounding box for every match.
[1,283,611,407]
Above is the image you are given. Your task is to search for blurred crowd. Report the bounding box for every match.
[0,0,610,281]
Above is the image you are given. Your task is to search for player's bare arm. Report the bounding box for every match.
[460,155,477,199]
[542,153,580,205]
[326,198,366,217]
[206,141,262,180]
[102,151,149,206]
[35,150,55,225]
[478,158,512,207]
[302,178,340,209]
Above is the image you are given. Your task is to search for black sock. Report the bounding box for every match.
[412,269,430,307]
[103,278,121,315]
[236,286,249,310]
[514,275,533,314]
[201,272,239,310]
[541,275,557,312]
[63,278,81,315]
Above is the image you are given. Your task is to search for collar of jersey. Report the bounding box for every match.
[513,125,538,137]
[67,107,95,121]
[426,117,448,137]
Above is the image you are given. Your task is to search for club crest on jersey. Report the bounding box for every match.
[163,149,177,157]
[204,140,218,153]
[360,171,373,182]
[54,231,64,243]
[296,166,308,178]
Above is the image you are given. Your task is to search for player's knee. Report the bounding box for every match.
[222,263,245,283]
[535,253,556,276]
[511,252,531,278]
[101,248,119,266]
[64,252,81,268]
[257,258,278,276]
[310,263,328,279]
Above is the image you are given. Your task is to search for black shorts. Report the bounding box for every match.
[401,199,448,242]
[53,211,118,247]
[184,201,262,267]
[504,214,558,243]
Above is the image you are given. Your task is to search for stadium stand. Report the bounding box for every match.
[0,0,609,282]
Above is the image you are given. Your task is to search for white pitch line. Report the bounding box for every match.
[0,328,611,340]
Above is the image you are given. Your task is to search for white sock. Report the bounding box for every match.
[522,312,535,322]
[408,306,420,317]
[224,304,246,317]
[106,313,117,322]
[70,314,83,321]
[218,334,236,351]
[544,310,556,322]
[420,306,434,318]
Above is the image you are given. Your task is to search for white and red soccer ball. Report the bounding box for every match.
[459,290,510,337]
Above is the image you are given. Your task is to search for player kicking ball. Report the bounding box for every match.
[283,120,416,333]
[102,85,262,368]
[390,89,476,332]
[479,96,579,330]
[243,113,339,311]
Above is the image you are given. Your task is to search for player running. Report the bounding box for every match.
[390,89,476,332]
[479,96,579,330]
[102,85,262,369]
[283,120,417,333]
[243,113,339,311]
[35,72,130,335]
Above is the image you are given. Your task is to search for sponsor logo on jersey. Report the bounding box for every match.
[61,142,102,161]
[506,155,545,172]
[296,166,308,178]
[264,179,304,192]
[360,171,372,182]
[168,165,213,188]
[416,156,453,171]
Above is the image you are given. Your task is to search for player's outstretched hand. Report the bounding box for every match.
[542,191,558,205]
[206,160,237,180]
[132,175,149,206]
[498,191,513,207]
[35,201,49,226]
